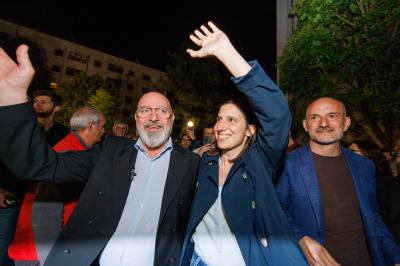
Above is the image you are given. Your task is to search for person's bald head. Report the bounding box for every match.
[305,97,347,119]
[136,92,172,112]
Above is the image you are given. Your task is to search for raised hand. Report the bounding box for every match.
[0,44,34,106]
[187,21,251,77]
[186,21,231,59]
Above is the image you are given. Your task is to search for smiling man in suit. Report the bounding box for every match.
[0,45,200,266]
[276,97,400,266]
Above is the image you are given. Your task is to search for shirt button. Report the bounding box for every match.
[64,249,71,254]
[242,172,247,179]
[251,201,256,210]
[98,191,104,196]
[260,238,268,247]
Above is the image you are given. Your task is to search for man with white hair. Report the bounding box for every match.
[9,107,106,266]
[0,45,200,266]
[53,106,105,227]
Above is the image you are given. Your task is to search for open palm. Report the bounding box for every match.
[0,45,34,105]
[186,21,231,58]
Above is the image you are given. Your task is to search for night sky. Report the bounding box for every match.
[1,2,277,76]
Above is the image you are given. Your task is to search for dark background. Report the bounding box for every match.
[0,1,277,76]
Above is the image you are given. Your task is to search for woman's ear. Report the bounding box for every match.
[246,124,256,137]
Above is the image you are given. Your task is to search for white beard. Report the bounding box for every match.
[137,122,172,148]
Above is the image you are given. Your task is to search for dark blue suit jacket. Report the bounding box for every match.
[276,144,400,266]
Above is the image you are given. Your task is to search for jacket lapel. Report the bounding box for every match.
[341,147,375,235]
[299,145,323,233]
[158,145,189,228]
[113,146,137,223]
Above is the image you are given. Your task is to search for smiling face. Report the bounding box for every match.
[214,103,255,158]
[303,97,351,148]
[135,92,174,149]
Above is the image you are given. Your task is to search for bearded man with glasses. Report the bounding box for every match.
[0,42,201,266]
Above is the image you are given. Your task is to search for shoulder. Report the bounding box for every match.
[342,147,375,173]
[286,145,308,161]
[101,135,136,151]
[173,143,201,162]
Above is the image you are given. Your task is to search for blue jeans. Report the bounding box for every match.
[0,205,20,266]
[190,251,208,266]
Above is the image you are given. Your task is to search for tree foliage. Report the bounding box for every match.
[55,73,121,130]
[278,0,400,149]
[162,40,238,137]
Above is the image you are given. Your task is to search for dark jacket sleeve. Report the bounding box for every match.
[0,102,99,183]
[232,61,291,168]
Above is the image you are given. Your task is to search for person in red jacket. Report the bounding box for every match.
[53,106,106,226]
[9,106,105,265]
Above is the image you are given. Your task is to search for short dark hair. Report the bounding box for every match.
[33,90,62,106]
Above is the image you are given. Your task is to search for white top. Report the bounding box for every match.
[192,186,245,266]
[99,138,172,266]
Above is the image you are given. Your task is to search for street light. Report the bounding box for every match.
[187,121,194,128]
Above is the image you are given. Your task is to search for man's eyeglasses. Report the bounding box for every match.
[136,107,172,119]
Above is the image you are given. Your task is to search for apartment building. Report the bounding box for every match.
[0,18,167,119]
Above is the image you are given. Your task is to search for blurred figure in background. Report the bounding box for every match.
[112,120,129,137]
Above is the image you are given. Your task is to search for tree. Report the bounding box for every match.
[162,40,237,137]
[55,73,121,130]
[278,0,400,150]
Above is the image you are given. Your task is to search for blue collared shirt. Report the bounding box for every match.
[100,138,173,266]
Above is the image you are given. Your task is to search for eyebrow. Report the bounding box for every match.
[307,111,341,117]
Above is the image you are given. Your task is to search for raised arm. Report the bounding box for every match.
[187,22,291,166]
[0,45,33,106]
[0,45,96,183]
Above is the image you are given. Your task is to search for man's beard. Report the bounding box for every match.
[137,121,172,148]
[309,126,343,145]
[35,109,53,118]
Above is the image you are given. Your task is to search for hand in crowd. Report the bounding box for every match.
[299,236,341,266]
[196,143,213,156]
[185,128,196,140]
[0,45,34,106]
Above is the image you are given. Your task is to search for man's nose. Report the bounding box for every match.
[148,110,159,121]
[319,117,328,127]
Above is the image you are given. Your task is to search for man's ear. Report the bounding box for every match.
[343,116,351,132]
[302,119,309,133]
[54,105,61,113]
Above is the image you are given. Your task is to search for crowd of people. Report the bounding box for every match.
[0,21,399,266]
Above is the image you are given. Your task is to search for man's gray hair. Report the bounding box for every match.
[70,106,103,131]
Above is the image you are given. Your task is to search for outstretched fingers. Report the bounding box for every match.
[189,34,202,47]
[207,21,220,32]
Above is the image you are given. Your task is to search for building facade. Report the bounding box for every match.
[0,18,166,120]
